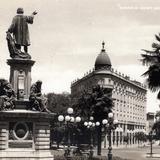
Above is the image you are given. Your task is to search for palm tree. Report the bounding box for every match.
[141,33,160,99]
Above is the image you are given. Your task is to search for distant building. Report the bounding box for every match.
[71,42,147,147]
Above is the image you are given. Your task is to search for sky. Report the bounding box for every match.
[0,0,160,112]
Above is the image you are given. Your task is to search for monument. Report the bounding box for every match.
[0,8,55,159]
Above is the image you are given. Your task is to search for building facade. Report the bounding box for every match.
[71,42,147,147]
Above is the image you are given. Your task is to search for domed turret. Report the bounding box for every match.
[95,42,112,70]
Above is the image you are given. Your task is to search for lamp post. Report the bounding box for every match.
[58,107,81,159]
[101,112,118,160]
[149,130,155,157]
[84,116,95,159]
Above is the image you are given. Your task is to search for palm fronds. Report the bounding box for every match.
[155,34,160,42]
[141,53,160,65]
[141,33,160,98]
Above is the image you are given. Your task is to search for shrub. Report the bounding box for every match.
[54,155,65,160]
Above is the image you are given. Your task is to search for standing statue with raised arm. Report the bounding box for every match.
[6,8,37,59]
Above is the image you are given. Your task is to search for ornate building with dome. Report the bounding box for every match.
[71,42,147,148]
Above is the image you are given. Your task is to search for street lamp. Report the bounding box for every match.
[95,122,100,126]
[58,115,64,122]
[101,112,118,160]
[75,116,81,123]
[84,117,95,159]
[58,108,81,159]
[67,107,74,114]
[148,130,155,157]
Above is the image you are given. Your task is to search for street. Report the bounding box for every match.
[101,145,160,160]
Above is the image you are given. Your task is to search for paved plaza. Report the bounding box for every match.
[51,144,160,160]
[101,145,160,160]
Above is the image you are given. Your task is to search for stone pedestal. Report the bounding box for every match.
[0,110,55,160]
[7,59,35,100]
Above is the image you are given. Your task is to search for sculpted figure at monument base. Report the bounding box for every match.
[0,79,16,110]
[6,32,31,59]
[29,80,50,112]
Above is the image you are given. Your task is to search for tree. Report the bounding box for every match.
[152,111,160,140]
[47,92,71,114]
[123,135,129,147]
[73,90,94,121]
[134,132,147,147]
[73,85,113,155]
[141,33,160,99]
[50,123,65,148]
[46,92,71,147]
[92,85,113,155]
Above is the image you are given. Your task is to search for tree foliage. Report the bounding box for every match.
[123,135,129,143]
[134,132,147,142]
[73,85,113,155]
[46,92,71,114]
[73,85,113,122]
[92,85,113,121]
[47,86,113,149]
[47,92,72,147]
[50,123,65,148]
[152,111,160,140]
[141,33,160,99]
[152,122,160,140]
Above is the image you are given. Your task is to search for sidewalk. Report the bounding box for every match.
[101,144,160,160]
[146,154,160,159]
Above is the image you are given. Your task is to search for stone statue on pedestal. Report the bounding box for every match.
[0,79,16,110]
[6,8,37,59]
[29,80,50,112]
[0,8,54,160]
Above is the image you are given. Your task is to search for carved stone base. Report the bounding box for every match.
[0,110,55,160]
[14,100,30,109]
